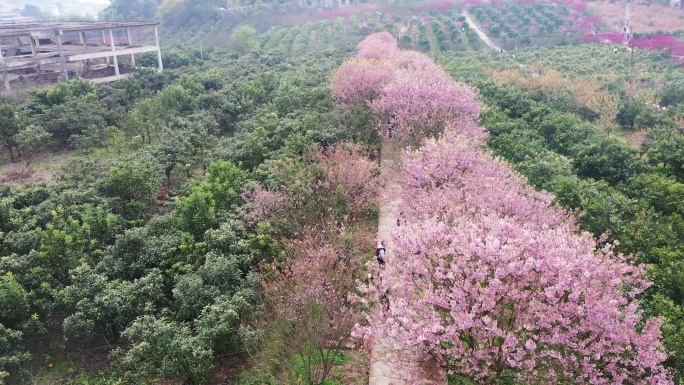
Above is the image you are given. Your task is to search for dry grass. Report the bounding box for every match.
[0,145,136,186]
[0,150,71,185]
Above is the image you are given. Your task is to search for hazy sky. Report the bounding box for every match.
[1,0,110,16]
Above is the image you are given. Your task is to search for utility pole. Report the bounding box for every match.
[630,33,635,72]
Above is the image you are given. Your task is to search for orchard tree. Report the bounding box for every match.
[587,90,619,135]
[13,125,50,166]
[99,162,160,222]
[231,25,259,54]
[151,129,194,186]
[35,96,107,148]
[643,125,684,178]
[0,99,21,162]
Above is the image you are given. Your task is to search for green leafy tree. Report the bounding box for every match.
[102,0,162,20]
[176,161,247,237]
[151,128,195,186]
[0,99,21,162]
[573,138,647,184]
[13,125,50,166]
[231,25,259,54]
[61,265,164,339]
[114,315,213,384]
[99,162,160,222]
[35,96,107,148]
[644,125,684,178]
[0,325,30,382]
[28,77,97,113]
[0,273,29,327]
[168,112,218,168]
[105,126,127,154]
[176,189,216,238]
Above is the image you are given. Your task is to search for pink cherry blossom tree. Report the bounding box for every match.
[368,66,481,139]
[356,127,671,384]
[331,33,481,140]
[336,33,671,385]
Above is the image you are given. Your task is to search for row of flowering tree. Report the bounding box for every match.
[331,32,672,384]
[244,143,379,384]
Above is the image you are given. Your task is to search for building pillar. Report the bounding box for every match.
[101,30,110,64]
[154,25,163,72]
[126,28,135,66]
[56,30,69,80]
[79,32,87,49]
[108,29,119,77]
[0,50,9,92]
[29,34,37,55]
[79,31,88,71]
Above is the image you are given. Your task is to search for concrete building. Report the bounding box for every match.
[0,21,163,92]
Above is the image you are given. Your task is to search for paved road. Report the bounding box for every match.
[462,11,501,52]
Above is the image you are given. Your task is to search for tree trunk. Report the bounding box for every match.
[5,142,14,162]
[165,165,173,186]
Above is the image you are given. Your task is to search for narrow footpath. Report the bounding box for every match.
[368,139,408,385]
[461,11,501,52]
[462,11,528,72]
[368,139,446,385]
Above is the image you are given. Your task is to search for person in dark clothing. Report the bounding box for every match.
[375,241,386,266]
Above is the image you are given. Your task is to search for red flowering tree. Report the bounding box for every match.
[247,142,379,237]
[245,142,378,384]
[264,230,364,385]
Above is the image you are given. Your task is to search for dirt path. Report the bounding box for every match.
[368,139,409,385]
[368,140,447,385]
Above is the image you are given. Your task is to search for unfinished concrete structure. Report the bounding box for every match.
[0,21,163,92]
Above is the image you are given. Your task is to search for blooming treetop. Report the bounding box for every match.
[358,126,671,384]
[330,32,481,140]
[337,33,671,384]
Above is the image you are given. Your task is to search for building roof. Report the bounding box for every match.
[0,21,159,38]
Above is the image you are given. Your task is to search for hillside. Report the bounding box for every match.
[2,0,684,384]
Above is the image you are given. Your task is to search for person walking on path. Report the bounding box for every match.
[397,212,406,227]
[376,241,386,266]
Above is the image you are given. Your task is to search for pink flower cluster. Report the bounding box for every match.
[364,127,671,383]
[463,0,485,9]
[421,0,457,10]
[584,33,684,64]
[333,33,672,384]
[634,34,684,57]
[565,0,588,12]
[315,3,373,21]
[330,32,481,139]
